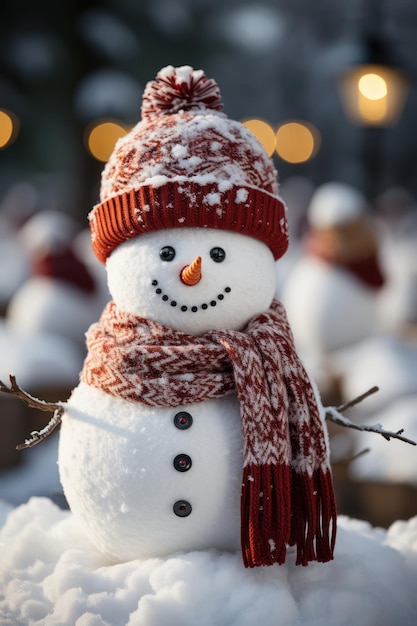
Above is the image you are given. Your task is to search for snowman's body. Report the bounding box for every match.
[60,385,242,561]
[58,228,278,561]
[282,255,378,355]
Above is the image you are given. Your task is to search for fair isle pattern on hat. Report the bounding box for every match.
[89,65,288,263]
[81,298,337,568]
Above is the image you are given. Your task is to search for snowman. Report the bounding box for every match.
[281,182,385,401]
[55,66,336,568]
[7,210,105,351]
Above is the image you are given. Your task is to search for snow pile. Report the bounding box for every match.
[1,498,416,626]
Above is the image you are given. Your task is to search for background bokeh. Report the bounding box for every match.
[1,0,417,529]
[2,0,417,216]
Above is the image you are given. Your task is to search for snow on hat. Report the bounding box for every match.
[89,65,288,263]
[308,182,369,228]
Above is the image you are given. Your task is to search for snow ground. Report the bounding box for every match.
[1,439,416,625]
[0,497,416,626]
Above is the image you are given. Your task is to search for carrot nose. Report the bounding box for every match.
[180,256,202,286]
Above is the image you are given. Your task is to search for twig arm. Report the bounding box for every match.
[335,385,380,413]
[0,374,65,449]
[0,374,63,412]
[325,387,416,446]
[16,407,64,450]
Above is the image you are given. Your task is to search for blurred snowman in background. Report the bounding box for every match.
[281,181,385,402]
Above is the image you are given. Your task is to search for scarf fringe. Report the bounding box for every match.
[241,464,337,567]
[241,463,292,567]
[290,468,337,566]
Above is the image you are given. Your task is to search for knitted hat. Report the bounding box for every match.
[89,65,288,263]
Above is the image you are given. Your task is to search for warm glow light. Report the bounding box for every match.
[0,109,18,149]
[275,121,320,164]
[358,93,388,122]
[339,64,409,126]
[358,73,388,100]
[242,119,276,156]
[86,120,128,162]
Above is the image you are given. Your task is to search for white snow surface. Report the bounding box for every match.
[0,497,416,626]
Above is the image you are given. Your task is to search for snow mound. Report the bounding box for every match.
[1,498,416,626]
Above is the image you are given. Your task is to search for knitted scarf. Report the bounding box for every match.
[81,299,337,567]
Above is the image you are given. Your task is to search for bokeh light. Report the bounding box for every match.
[357,72,388,123]
[339,65,409,126]
[0,109,19,149]
[275,121,320,163]
[85,120,128,162]
[358,73,388,100]
[242,119,276,157]
[358,93,388,123]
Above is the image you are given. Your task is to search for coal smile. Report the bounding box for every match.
[151,280,231,312]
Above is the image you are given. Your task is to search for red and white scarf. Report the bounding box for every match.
[81,299,337,567]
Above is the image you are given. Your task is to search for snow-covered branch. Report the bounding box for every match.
[325,386,417,446]
[0,374,65,449]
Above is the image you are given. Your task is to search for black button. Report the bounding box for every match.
[173,454,192,472]
[174,412,193,430]
[173,500,192,517]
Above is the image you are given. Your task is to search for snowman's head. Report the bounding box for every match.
[106,227,276,335]
[89,65,289,333]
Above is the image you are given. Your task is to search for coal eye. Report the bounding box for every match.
[210,247,226,263]
[160,246,176,262]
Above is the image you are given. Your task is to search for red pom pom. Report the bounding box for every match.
[141,65,223,120]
